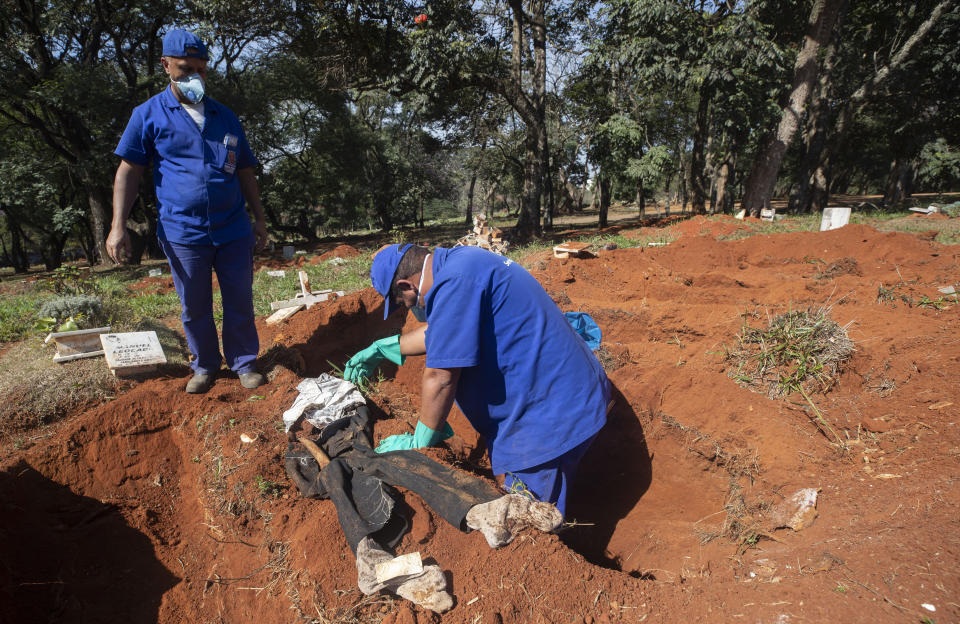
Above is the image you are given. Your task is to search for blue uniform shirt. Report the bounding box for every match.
[115,87,257,245]
[423,247,610,475]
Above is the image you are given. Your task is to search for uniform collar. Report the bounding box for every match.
[161,85,219,114]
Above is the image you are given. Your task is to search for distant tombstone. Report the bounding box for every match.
[760,208,776,221]
[282,245,295,260]
[99,331,167,376]
[820,207,851,231]
[148,268,162,277]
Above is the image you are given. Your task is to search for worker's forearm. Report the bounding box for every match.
[399,326,427,357]
[237,167,265,222]
[420,367,460,431]
[112,161,144,227]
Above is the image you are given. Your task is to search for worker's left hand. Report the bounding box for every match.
[253,219,268,252]
[375,421,454,453]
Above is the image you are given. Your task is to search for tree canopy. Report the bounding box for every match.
[1,0,958,270]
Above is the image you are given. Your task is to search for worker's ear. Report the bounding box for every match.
[395,278,417,294]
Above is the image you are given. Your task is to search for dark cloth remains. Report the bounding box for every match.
[284,405,501,553]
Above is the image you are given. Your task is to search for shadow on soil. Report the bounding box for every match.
[0,461,179,624]
[561,384,653,572]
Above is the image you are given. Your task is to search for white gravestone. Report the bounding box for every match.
[820,207,851,231]
[99,331,167,376]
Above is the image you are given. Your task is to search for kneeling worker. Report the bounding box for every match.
[344,243,610,516]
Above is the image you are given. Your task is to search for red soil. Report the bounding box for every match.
[127,275,176,295]
[2,216,959,624]
[315,244,362,262]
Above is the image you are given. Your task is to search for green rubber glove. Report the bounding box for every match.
[375,421,454,453]
[343,335,405,383]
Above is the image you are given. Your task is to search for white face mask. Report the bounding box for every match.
[410,255,429,322]
[174,73,205,103]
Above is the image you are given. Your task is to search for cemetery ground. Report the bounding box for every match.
[1,205,959,624]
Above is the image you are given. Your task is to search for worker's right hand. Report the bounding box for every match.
[375,421,454,453]
[343,335,405,383]
[105,227,131,264]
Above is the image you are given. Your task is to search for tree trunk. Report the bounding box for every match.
[690,84,713,214]
[507,0,543,243]
[678,154,687,213]
[41,233,68,271]
[4,211,30,273]
[598,175,610,229]
[465,173,477,225]
[87,187,112,265]
[883,157,917,208]
[532,0,551,233]
[741,0,845,217]
[516,129,541,241]
[483,181,497,217]
[714,149,735,215]
[788,10,843,214]
[636,182,646,218]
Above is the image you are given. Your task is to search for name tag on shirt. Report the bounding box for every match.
[224,149,237,174]
[223,133,238,147]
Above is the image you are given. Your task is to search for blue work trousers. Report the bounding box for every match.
[159,234,259,375]
[503,431,598,517]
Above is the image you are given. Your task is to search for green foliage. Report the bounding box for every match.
[37,295,105,327]
[40,266,99,296]
[917,139,960,191]
[0,293,51,342]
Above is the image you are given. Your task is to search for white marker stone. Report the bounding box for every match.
[820,207,851,231]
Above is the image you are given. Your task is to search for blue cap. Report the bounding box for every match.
[371,244,413,319]
[162,29,209,60]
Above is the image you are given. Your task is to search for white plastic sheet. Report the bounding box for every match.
[282,373,366,432]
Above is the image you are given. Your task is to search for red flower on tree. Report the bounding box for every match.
[414,13,428,25]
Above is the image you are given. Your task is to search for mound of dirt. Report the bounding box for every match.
[318,244,362,261]
[127,275,175,295]
[2,217,959,624]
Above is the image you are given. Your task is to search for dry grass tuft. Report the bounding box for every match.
[725,306,854,399]
[812,257,862,280]
[595,345,630,373]
[0,339,123,435]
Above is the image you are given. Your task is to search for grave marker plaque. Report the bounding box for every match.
[99,331,167,376]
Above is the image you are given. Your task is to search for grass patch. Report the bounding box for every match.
[252,255,373,316]
[0,292,53,342]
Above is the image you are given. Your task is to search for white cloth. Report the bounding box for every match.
[282,374,366,432]
[182,101,205,130]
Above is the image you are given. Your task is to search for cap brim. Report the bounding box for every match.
[382,296,395,320]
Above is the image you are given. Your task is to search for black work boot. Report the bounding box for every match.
[238,371,265,389]
[185,373,214,394]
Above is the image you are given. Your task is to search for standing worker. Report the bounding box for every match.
[343,243,610,517]
[107,28,267,394]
